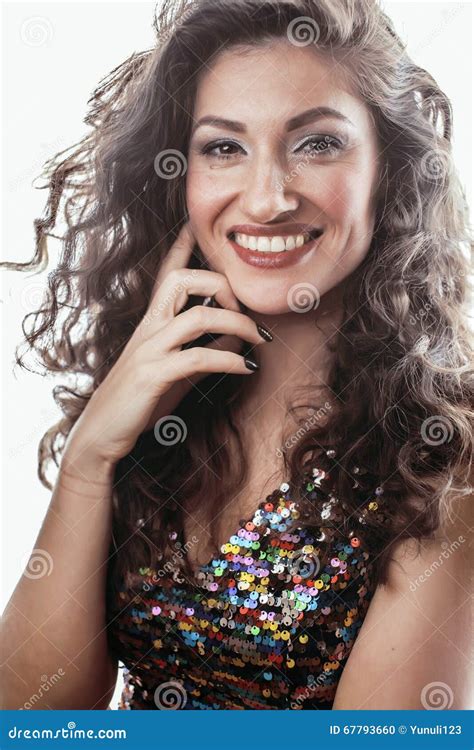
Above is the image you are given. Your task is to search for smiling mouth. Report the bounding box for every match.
[227,228,324,254]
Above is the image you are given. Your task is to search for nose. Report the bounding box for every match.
[239,150,300,220]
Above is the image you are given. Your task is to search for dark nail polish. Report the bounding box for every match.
[256,323,273,342]
[244,357,259,371]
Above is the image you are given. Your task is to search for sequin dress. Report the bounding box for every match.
[106,460,386,710]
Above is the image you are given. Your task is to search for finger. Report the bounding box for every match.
[150,222,196,297]
[205,333,244,355]
[151,269,241,322]
[156,307,267,352]
[142,334,245,431]
[174,333,245,386]
[158,346,257,385]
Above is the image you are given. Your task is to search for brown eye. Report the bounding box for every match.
[201,140,243,160]
[296,135,343,155]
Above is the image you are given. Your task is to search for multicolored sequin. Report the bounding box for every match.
[107,462,385,709]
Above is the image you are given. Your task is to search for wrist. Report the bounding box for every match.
[60,442,117,485]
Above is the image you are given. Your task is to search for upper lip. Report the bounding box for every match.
[227,223,324,238]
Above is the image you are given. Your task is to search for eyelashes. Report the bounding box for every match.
[200,141,240,161]
[199,135,344,162]
[297,135,344,156]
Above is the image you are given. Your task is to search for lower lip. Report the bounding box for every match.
[228,234,323,269]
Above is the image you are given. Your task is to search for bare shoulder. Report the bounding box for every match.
[333,480,473,709]
[388,478,472,586]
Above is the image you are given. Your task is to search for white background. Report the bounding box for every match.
[1,0,472,709]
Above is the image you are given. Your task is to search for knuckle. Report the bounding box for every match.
[185,347,204,369]
[219,274,235,297]
[165,268,185,287]
[191,304,208,331]
[218,279,233,302]
[215,275,235,301]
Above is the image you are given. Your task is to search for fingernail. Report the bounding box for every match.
[256,323,273,342]
[244,357,259,371]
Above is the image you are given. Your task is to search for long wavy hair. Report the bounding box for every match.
[4,0,473,594]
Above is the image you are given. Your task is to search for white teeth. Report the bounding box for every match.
[232,232,315,253]
[248,235,258,251]
[257,236,271,252]
[270,236,286,252]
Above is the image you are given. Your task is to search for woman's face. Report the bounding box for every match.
[186,39,381,314]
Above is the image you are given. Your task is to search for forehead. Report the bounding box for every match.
[193,39,368,130]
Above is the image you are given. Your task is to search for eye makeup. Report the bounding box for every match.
[192,132,350,162]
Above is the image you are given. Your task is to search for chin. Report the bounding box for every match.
[228,286,309,316]
[239,297,294,315]
[227,271,333,314]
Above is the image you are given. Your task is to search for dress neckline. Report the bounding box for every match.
[174,465,328,578]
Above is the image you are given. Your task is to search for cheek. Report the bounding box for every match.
[186,166,225,225]
[186,169,228,271]
[308,168,374,226]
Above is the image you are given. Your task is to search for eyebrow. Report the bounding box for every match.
[190,106,355,136]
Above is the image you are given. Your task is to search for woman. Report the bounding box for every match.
[1,0,472,711]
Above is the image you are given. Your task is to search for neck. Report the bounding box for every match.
[236,282,346,428]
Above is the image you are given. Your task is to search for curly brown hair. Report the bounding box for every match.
[3,0,473,594]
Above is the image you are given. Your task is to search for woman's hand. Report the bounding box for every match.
[64,222,271,466]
